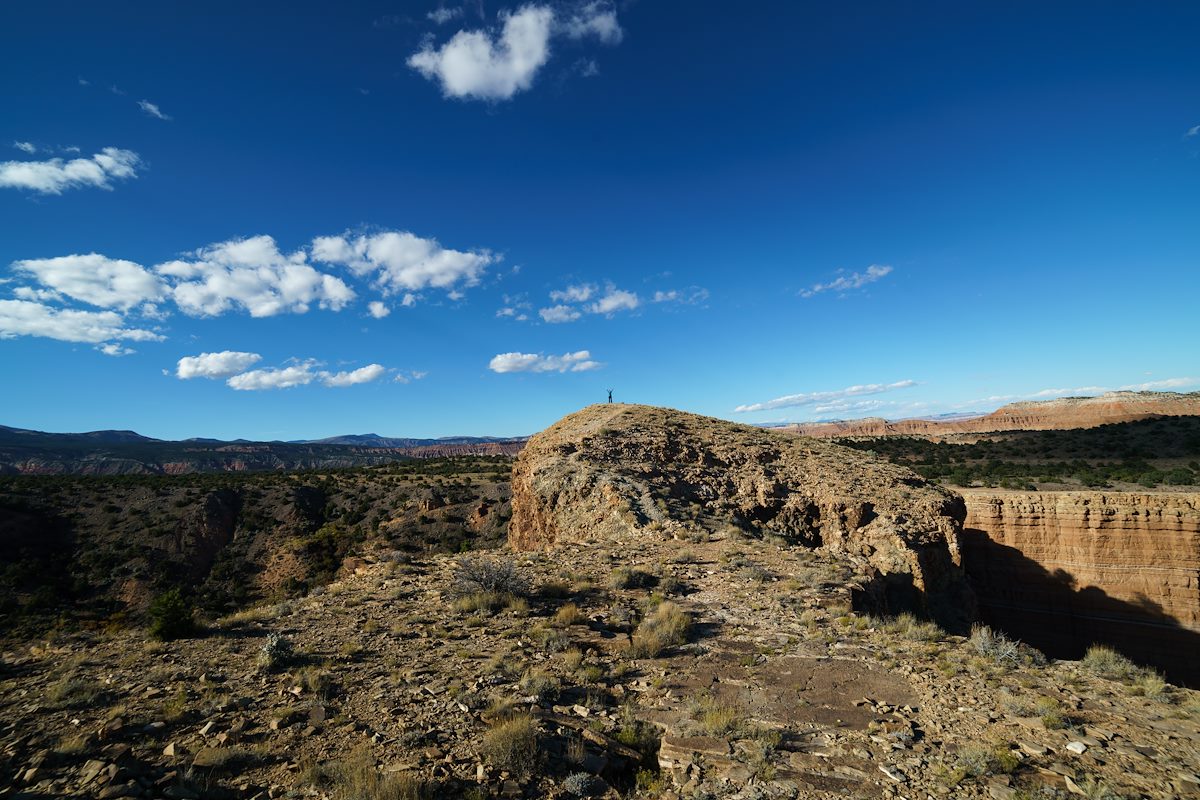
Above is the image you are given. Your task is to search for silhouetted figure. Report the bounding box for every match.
[607,389,613,403]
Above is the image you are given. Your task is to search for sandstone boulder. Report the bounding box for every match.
[510,404,974,628]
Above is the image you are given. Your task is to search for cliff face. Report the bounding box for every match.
[959,490,1200,684]
[781,390,1200,438]
[510,403,974,629]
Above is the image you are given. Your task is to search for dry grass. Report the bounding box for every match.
[481,714,539,778]
[552,602,585,627]
[628,601,690,658]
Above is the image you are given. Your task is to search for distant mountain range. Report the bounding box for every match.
[0,425,527,476]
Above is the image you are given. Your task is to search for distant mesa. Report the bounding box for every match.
[779,390,1200,438]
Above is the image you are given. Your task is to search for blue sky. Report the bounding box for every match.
[2,1,1198,439]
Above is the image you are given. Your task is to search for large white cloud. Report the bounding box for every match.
[735,380,917,413]
[311,231,492,296]
[176,351,263,379]
[224,360,390,391]
[0,299,163,345]
[489,350,601,373]
[13,253,167,310]
[323,363,387,387]
[160,235,356,317]
[0,147,140,194]
[409,2,621,101]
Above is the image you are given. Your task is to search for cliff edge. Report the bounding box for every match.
[510,403,974,629]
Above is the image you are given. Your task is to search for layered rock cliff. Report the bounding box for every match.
[510,403,974,629]
[959,490,1200,684]
[780,390,1200,438]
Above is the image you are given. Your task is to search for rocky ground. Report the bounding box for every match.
[3,526,1198,800]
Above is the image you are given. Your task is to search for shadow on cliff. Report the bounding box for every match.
[960,527,1200,688]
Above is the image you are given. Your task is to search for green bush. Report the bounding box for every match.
[148,587,195,640]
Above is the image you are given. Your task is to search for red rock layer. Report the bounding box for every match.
[959,490,1200,685]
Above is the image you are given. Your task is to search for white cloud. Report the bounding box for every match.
[653,286,709,305]
[224,359,390,390]
[394,369,428,384]
[323,363,387,387]
[13,253,167,310]
[735,379,917,413]
[13,141,35,154]
[12,286,63,303]
[138,100,171,120]
[539,304,582,323]
[311,231,492,297]
[97,343,135,357]
[427,6,462,24]
[227,362,319,391]
[409,5,555,101]
[562,1,622,44]
[1186,125,1200,138]
[1121,376,1198,391]
[588,287,639,315]
[489,350,601,373]
[550,283,595,303]
[162,235,356,317]
[800,264,893,298]
[367,300,391,318]
[176,351,263,380]
[0,299,163,345]
[0,147,140,195]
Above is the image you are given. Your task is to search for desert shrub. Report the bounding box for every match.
[881,612,942,642]
[531,624,571,653]
[538,580,572,599]
[689,693,740,736]
[452,555,529,598]
[481,714,539,778]
[258,633,295,672]
[1129,671,1172,702]
[562,772,605,798]
[561,648,584,670]
[519,668,560,703]
[1082,645,1138,680]
[321,747,428,800]
[955,741,1019,777]
[45,673,107,710]
[969,624,1020,665]
[452,591,515,615]
[629,601,690,658]
[148,587,195,640]
[552,603,585,627]
[609,567,654,590]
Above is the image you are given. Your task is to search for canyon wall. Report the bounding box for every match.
[959,489,1200,685]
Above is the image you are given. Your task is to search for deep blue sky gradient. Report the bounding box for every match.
[2,1,1198,438]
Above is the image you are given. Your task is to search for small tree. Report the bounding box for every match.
[148,587,195,640]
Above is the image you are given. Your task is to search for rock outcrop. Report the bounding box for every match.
[510,403,974,629]
[959,490,1200,684]
[780,390,1200,438]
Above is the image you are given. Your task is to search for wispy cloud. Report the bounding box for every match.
[0,147,140,195]
[489,350,601,373]
[735,379,917,413]
[138,100,172,120]
[12,141,35,154]
[957,377,1200,408]
[427,6,462,24]
[1186,124,1200,138]
[800,264,892,298]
